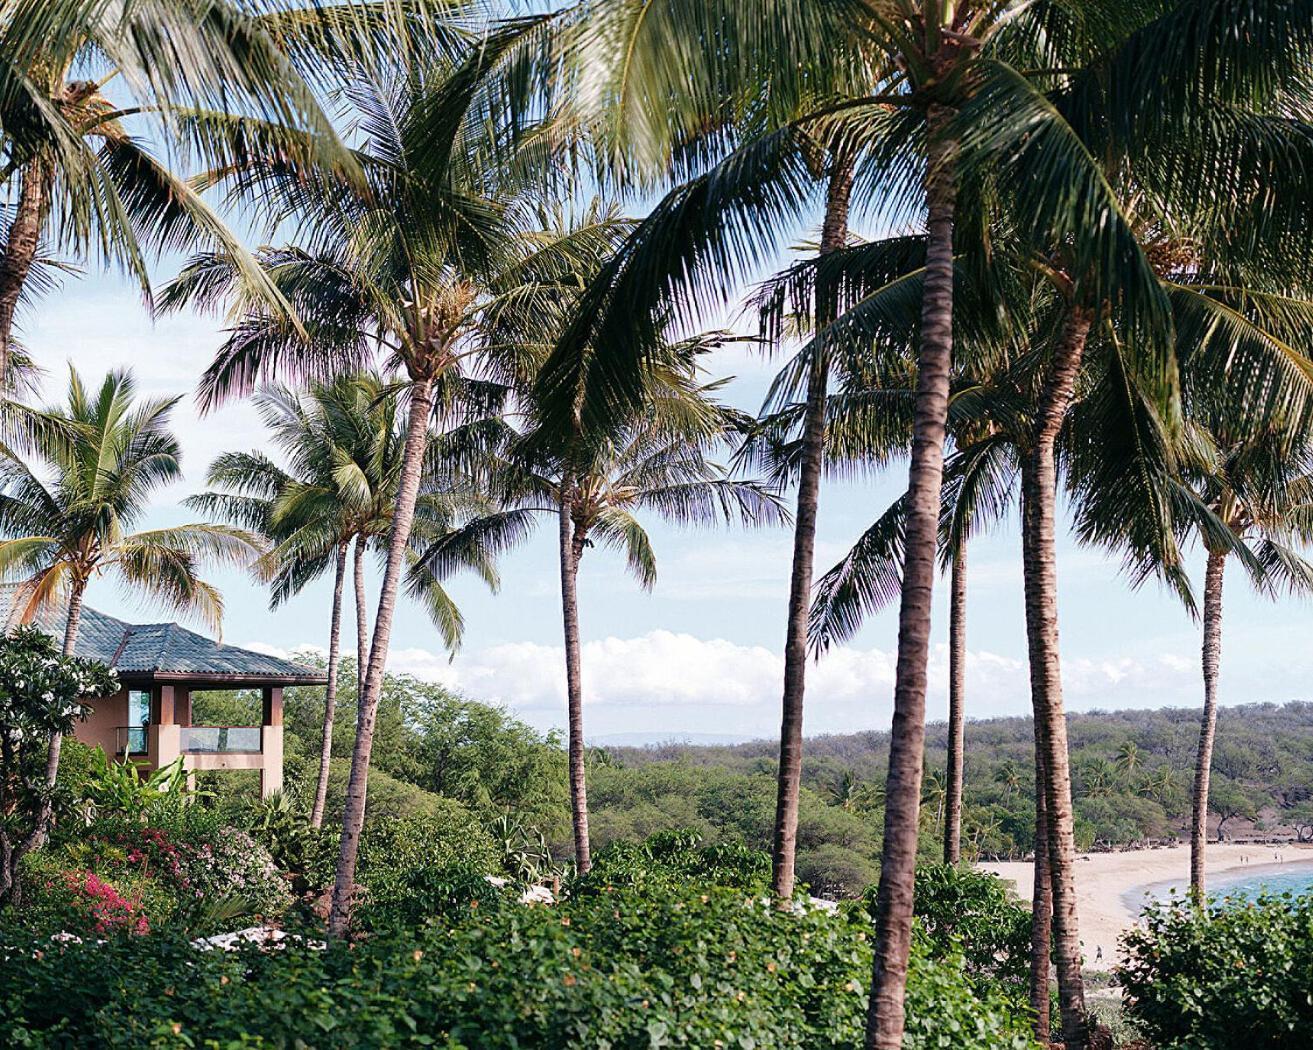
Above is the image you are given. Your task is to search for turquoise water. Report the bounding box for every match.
[1208,866,1313,901]
[1135,861,1313,909]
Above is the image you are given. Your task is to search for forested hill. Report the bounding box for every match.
[271,670,1313,901]
[601,702,1313,866]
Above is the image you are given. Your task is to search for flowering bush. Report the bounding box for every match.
[8,852,171,939]
[57,871,151,936]
[98,822,292,924]
[0,626,118,905]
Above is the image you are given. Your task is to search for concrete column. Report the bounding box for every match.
[261,686,283,726]
[158,685,176,725]
[149,722,181,773]
[260,724,284,798]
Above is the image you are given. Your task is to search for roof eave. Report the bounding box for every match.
[118,670,329,687]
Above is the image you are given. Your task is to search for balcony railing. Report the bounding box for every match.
[181,726,262,754]
[116,726,148,756]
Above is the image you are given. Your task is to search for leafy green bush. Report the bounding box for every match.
[237,793,336,895]
[352,808,500,930]
[571,828,771,896]
[357,863,513,931]
[1119,892,1313,1049]
[910,863,1032,998]
[0,884,1040,1049]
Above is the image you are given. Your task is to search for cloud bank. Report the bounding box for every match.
[248,629,1204,740]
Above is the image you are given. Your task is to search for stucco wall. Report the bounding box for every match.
[76,689,128,756]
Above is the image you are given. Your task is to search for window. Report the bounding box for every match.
[123,689,150,755]
[128,689,151,727]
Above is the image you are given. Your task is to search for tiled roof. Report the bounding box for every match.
[0,583,325,683]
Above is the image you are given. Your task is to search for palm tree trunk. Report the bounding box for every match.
[944,541,967,865]
[1190,547,1226,901]
[310,542,349,828]
[328,376,433,937]
[558,480,590,873]
[0,161,52,384]
[24,579,88,867]
[353,535,368,699]
[1030,734,1053,1041]
[865,103,957,1050]
[771,156,854,900]
[1020,307,1093,1050]
[62,583,85,657]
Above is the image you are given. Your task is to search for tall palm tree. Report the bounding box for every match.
[1115,741,1141,779]
[0,0,405,379]
[769,156,856,901]
[161,29,618,935]
[422,344,786,871]
[535,8,1156,1037]
[0,367,259,848]
[190,374,511,825]
[1175,427,1313,899]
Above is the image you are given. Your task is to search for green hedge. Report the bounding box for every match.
[2,883,1039,1049]
[1119,892,1313,1049]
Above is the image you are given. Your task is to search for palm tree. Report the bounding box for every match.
[161,30,616,935]
[921,768,948,834]
[1176,427,1313,899]
[1115,741,1142,779]
[1078,758,1117,800]
[826,769,881,813]
[422,345,786,872]
[0,0,401,379]
[769,156,856,901]
[0,367,259,847]
[190,375,513,826]
[994,759,1022,800]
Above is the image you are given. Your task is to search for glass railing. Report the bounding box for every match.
[116,726,148,756]
[181,726,262,753]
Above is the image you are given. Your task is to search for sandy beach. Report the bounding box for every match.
[980,841,1313,970]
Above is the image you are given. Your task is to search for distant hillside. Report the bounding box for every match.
[595,702,1313,867]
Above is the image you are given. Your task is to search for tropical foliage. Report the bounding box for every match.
[0,625,116,904]
[2,1,1313,1047]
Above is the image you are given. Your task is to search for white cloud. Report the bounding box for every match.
[246,629,1201,739]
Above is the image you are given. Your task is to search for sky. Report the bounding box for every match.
[18,249,1313,745]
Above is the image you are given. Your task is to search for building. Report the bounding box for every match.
[0,585,326,797]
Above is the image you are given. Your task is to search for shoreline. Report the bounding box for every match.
[979,842,1313,971]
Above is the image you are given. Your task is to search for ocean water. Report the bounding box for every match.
[1137,860,1313,908]
[1208,865,1313,901]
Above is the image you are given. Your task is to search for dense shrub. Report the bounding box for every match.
[587,764,878,897]
[0,884,1040,1049]
[910,863,1032,998]
[236,794,336,896]
[352,808,500,929]
[1119,892,1313,1049]
[572,828,771,896]
[356,863,513,931]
